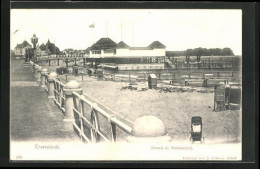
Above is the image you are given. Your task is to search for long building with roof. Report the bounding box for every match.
[86,38,167,70]
[88,38,166,58]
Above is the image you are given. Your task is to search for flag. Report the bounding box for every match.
[89,23,95,28]
[13,29,19,34]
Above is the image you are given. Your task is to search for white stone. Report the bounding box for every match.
[131,115,167,137]
[42,68,48,72]
[64,80,81,89]
[37,66,43,71]
[48,72,58,77]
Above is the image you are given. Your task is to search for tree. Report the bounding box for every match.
[185,49,193,56]
[222,48,234,56]
[46,40,61,55]
[182,48,235,56]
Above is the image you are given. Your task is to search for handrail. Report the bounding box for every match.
[36,56,87,61]
[101,71,241,83]
[72,91,132,143]
[165,57,176,69]
[53,79,66,112]
[82,93,133,125]
[29,60,133,142]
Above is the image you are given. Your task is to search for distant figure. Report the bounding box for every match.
[185,55,190,64]
[197,55,201,63]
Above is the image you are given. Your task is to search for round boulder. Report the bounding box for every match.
[42,68,48,72]
[132,115,167,137]
[41,68,48,75]
[37,66,43,71]
[64,80,81,89]
[48,72,58,78]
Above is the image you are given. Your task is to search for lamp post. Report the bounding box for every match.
[31,34,38,62]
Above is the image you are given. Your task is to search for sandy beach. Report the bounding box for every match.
[50,71,241,143]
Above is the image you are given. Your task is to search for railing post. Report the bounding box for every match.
[41,68,48,88]
[185,80,189,86]
[126,115,172,143]
[111,123,117,142]
[44,73,49,92]
[176,58,178,69]
[81,73,84,81]
[47,72,58,99]
[209,57,211,69]
[63,80,83,129]
[203,79,208,87]
[220,57,223,69]
[232,57,234,70]
[36,66,43,85]
[29,61,34,72]
[34,64,39,79]
[66,59,68,68]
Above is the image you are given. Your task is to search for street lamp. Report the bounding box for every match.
[31,34,38,61]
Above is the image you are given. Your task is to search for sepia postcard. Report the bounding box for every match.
[10,8,243,161]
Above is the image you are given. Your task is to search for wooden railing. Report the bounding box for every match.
[53,79,66,113]
[72,92,132,143]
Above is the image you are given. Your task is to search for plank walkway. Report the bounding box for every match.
[10,59,79,142]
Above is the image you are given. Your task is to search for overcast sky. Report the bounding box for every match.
[11,9,242,55]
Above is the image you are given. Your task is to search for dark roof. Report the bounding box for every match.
[63,48,74,51]
[39,44,46,50]
[148,41,166,49]
[85,47,91,54]
[90,38,117,50]
[116,41,130,49]
[15,40,32,49]
[15,44,22,48]
[21,41,32,48]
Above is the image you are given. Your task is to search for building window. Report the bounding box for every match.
[93,50,101,54]
[114,49,116,54]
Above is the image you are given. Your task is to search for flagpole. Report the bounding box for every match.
[94,26,96,44]
[121,22,122,41]
[106,21,108,38]
[132,27,134,46]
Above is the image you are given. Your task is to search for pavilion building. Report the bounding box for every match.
[85,38,166,70]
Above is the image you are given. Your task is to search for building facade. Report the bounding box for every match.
[35,43,49,58]
[87,38,166,58]
[14,41,32,57]
[86,38,166,70]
